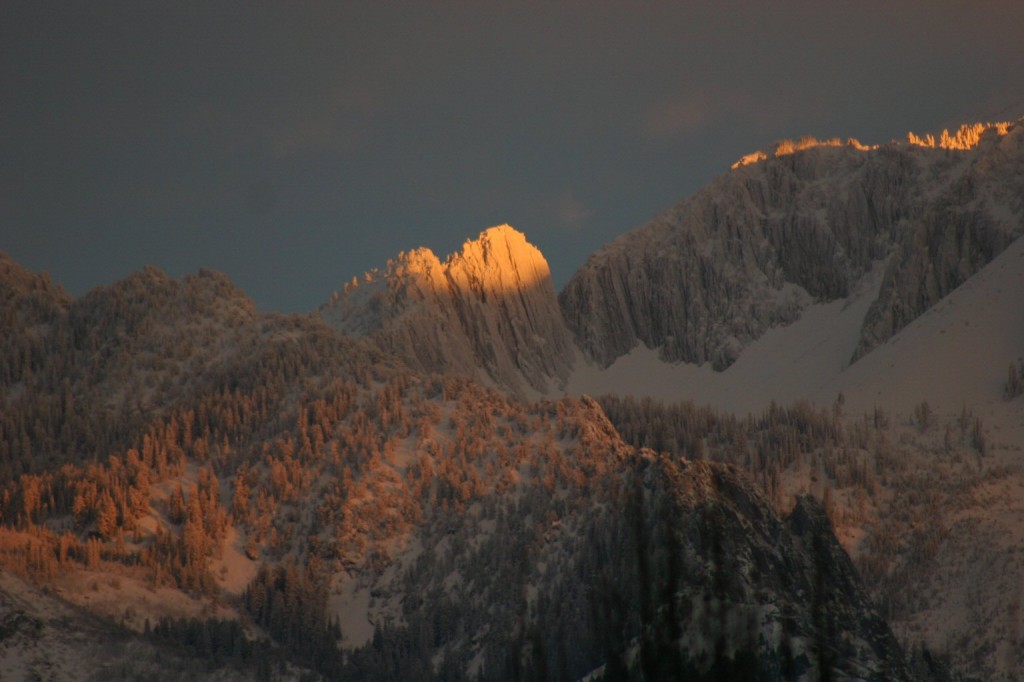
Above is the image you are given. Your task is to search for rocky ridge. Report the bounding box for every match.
[560,119,1024,370]
[320,225,575,396]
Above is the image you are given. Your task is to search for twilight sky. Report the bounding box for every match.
[4,2,1024,312]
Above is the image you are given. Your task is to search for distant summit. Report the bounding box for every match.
[561,117,1024,370]
[321,225,575,395]
[731,119,1015,169]
[904,119,1014,150]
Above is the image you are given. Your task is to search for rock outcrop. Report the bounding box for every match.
[356,444,914,681]
[560,120,1024,369]
[320,225,576,395]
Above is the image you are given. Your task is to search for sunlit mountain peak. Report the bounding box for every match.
[445,224,551,293]
[732,118,1022,171]
[907,119,1015,150]
[732,136,875,169]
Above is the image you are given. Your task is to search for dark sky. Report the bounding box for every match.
[4,2,1024,311]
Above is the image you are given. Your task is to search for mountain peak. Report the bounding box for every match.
[339,225,548,298]
[563,115,1024,371]
[386,247,445,286]
[0,252,69,302]
[471,222,523,242]
[730,118,1022,171]
[322,224,575,395]
[732,136,875,169]
[445,224,551,294]
[906,118,1017,150]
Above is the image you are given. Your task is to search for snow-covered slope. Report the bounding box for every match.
[569,224,1024,419]
[814,231,1024,415]
[320,225,576,396]
[566,262,884,413]
[561,120,1024,372]
[566,220,1024,418]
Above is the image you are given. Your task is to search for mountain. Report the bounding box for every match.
[560,120,1024,371]
[0,259,385,479]
[330,432,914,681]
[319,225,575,396]
[566,229,1024,416]
[552,119,1024,680]
[0,252,919,680]
[595,387,1024,680]
[6,114,1024,681]
[315,120,1024,410]
[814,232,1024,415]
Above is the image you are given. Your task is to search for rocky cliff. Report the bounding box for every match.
[560,120,1024,369]
[320,225,576,395]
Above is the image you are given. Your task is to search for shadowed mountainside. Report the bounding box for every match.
[560,120,1024,370]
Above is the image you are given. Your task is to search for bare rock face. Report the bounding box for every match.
[561,120,1024,370]
[320,225,576,395]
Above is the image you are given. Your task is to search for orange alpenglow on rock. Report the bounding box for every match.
[321,224,576,396]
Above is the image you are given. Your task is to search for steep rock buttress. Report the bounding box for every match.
[320,225,576,395]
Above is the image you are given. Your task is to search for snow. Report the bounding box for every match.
[565,234,1024,421]
[563,233,1024,677]
[0,569,263,681]
[564,261,884,414]
[327,534,425,649]
[329,578,374,648]
[813,235,1024,416]
[51,568,238,632]
[209,526,258,595]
